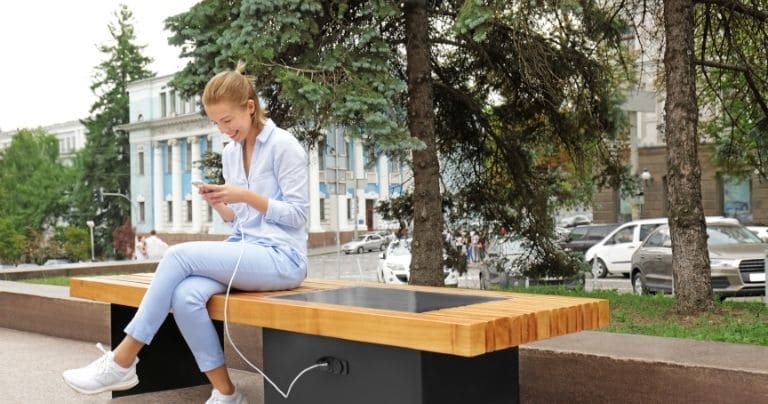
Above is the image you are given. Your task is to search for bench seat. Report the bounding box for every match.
[70,273,608,357]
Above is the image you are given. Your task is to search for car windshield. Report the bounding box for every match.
[488,239,527,256]
[707,225,763,245]
[355,235,368,241]
[388,239,412,256]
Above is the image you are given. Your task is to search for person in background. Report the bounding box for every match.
[144,230,168,260]
[63,62,309,404]
[133,235,147,261]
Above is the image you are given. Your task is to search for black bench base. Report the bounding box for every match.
[264,329,519,404]
[110,304,519,403]
[110,304,221,398]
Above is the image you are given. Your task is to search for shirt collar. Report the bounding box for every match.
[256,119,276,144]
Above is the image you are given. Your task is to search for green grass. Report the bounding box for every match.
[503,286,768,346]
[20,276,72,286]
[20,272,124,287]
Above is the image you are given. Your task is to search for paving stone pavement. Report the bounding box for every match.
[1,327,265,404]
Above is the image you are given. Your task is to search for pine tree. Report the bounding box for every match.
[70,4,154,258]
[165,0,630,283]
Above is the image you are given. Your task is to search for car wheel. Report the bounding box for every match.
[591,258,609,278]
[357,246,364,254]
[376,269,383,283]
[632,270,651,295]
[379,243,386,251]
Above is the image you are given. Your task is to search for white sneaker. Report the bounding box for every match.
[205,387,248,404]
[62,342,139,394]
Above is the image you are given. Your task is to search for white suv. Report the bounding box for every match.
[584,217,736,278]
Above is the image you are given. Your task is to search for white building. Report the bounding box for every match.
[0,120,86,166]
[119,74,409,246]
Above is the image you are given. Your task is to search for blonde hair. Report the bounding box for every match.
[202,61,266,130]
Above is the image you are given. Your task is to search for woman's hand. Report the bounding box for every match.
[198,184,245,205]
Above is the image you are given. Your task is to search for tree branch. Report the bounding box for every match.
[694,58,747,72]
[695,0,768,21]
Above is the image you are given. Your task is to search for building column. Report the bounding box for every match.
[308,141,323,232]
[170,138,183,231]
[377,154,390,229]
[335,195,347,233]
[353,140,365,234]
[153,141,164,232]
[190,136,202,232]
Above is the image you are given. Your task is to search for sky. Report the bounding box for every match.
[0,1,200,131]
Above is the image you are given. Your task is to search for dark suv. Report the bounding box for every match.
[558,224,620,254]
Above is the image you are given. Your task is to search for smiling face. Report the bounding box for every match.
[205,99,257,144]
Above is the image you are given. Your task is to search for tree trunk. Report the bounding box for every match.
[403,1,445,286]
[663,0,714,313]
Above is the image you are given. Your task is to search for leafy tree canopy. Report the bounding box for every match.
[0,128,72,231]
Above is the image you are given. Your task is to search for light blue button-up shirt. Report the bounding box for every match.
[221,119,309,267]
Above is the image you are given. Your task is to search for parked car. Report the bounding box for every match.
[746,226,768,243]
[342,233,387,254]
[375,230,396,245]
[478,237,584,290]
[630,221,767,300]
[44,258,72,266]
[558,224,620,254]
[584,218,668,278]
[377,239,458,286]
[478,238,532,290]
[585,217,737,278]
[558,214,592,228]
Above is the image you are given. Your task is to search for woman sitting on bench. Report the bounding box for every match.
[63,62,309,404]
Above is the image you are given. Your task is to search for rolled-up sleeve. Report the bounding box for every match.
[264,137,308,229]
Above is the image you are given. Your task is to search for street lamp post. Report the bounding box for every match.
[324,144,346,278]
[86,220,95,262]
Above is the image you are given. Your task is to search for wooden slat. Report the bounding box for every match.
[70,274,609,357]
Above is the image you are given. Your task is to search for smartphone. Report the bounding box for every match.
[191,180,205,187]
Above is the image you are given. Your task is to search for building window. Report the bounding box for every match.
[138,151,145,175]
[186,200,193,222]
[347,198,352,220]
[722,175,752,223]
[167,143,173,174]
[616,191,632,224]
[318,139,327,170]
[160,92,167,117]
[186,141,192,171]
[138,202,145,223]
[319,199,326,221]
[169,90,177,115]
[167,201,173,222]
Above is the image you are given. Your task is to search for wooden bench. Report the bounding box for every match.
[70,273,608,404]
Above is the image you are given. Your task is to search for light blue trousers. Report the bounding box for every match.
[123,241,306,372]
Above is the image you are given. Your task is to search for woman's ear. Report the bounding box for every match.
[247,99,257,115]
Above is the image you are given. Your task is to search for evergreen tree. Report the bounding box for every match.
[70,4,154,258]
[617,0,768,314]
[165,0,630,283]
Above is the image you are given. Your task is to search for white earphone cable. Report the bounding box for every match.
[222,217,326,399]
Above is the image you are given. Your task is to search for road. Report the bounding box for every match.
[308,250,642,292]
[308,249,381,282]
[307,252,764,302]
